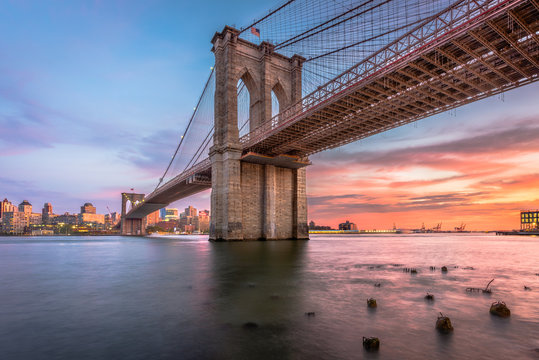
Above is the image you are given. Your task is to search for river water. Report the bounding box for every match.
[0,234,537,359]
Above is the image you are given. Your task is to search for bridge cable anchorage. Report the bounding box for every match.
[154,67,214,192]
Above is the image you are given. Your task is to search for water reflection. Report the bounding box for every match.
[0,234,538,359]
[207,241,307,359]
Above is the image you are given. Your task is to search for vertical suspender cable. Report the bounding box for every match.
[154,68,215,192]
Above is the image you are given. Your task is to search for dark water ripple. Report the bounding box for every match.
[0,234,538,359]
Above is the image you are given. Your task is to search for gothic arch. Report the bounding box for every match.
[271,80,289,115]
[237,68,259,104]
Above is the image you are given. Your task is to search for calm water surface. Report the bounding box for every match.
[0,234,538,359]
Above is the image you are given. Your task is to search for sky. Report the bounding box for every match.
[1,1,538,231]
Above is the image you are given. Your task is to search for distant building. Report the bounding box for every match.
[81,203,97,214]
[183,206,197,218]
[1,198,16,219]
[18,200,32,214]
[52,212,79,225]
[195,210,210,233]
[146,210,160,226]
[42,203,53,224]
[338,220,358,231]
[1,212,27,234]
[159,208,167,220]
[521,210,539,230]
[309,220,332,231]
[14,200,42,231]
[79,213,105,225]
[156,220,179,232]
[164,208,179,221]
[105,212,120,228]
[148,206,210,233]
[78,203,103,225]
[29,213,42,226]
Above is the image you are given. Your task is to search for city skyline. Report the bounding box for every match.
[1,1,539,231]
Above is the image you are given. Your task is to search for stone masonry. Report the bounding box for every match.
[120,192,146,235]
[209,26,308,241]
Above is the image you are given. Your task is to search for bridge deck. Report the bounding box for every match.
[127,0,538,219]
[241,0,539,155]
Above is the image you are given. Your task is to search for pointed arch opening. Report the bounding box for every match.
[237,70,258,137]
[271,81,288,120]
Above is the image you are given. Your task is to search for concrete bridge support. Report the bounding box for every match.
[209,26,308,241]
[120,192,147,236]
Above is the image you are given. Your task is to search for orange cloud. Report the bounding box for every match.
[307,120,539,231]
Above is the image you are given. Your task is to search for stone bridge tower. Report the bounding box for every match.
[120,192,146,235]
[209,26,309,241]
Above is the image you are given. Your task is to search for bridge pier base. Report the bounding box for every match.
[210,148,308,241]
[209,26,309,241]
[121,217,146,236]
[120,192,147,236]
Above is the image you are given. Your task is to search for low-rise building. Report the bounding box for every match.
[52,213,79,225]
[1,212,28,234]
[521,210,539,230]
[338,220,358,231]
[79,213,105,225]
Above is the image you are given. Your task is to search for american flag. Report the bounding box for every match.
[250,27,260,37]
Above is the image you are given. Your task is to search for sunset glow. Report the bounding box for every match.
[1,1,538,231]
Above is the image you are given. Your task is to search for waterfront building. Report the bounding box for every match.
[52,212,79,225]
[179,215,194,231]
[31,228,54,236]
[309,220,332,230]
[1,212,27,234]
[159,208,167,220]
[195,210,210,233]
[184,206,197,217]
[42,203,53,224]
[81,203,97,214]
[79,213,105,225]
[105,212,120,228]
[156,220,179,232]
[1,198,16,219]
[520,210,539,230]
[78,203,104,225]
[339,220,358,231]
[29,213,42,226]
[146,210,160,226]
[18,200,32,214]
[164,208,179,221]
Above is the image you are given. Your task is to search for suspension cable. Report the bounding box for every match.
[276,0,393,50]
[239,0,297,34]
[154,68,214,191]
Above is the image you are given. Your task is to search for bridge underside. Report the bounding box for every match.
[124,0,538,238]
[243,0,539,156]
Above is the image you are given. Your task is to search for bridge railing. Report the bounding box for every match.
[239,0,520,149]
[144,157,212,201]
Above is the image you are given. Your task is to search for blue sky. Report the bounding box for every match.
[1,1,538,229]
[0,0,271,214]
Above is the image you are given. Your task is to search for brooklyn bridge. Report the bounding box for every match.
[121,0,539,240]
